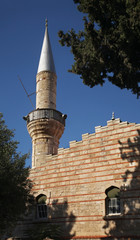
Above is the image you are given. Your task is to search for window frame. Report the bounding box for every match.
[36,194,48,220]
[106,197,121,216]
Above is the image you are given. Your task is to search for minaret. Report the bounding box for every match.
[25,20,66,168]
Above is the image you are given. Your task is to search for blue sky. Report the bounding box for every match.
[0,0,140,167]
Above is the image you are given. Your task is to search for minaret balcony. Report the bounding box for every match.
[24,109,67,126]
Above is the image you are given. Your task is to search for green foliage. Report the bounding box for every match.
[27,223,62,240]
[0,113,33,237]
[58,0,140,97]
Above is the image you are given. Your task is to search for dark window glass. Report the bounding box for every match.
[37,204,47,219]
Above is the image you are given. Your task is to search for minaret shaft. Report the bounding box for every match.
[36,71,56,109]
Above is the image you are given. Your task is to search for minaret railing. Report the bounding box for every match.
[25,109,66,126]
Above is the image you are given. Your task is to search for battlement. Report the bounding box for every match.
[29,118,140,169]
[57,119,139,155]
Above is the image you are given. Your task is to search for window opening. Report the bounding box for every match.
[36,194,47,219]
[105,186,121,215]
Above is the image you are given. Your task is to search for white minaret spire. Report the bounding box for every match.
[37,19,56,74]
[36,19,57,109]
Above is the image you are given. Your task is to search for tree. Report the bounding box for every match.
[58,0,140,97]
[27,199,76,240]
[27,223,62,240]
[0,113,33,238]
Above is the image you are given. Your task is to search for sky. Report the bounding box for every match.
[0,0,140,167]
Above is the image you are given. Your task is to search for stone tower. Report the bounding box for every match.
[25,21,66,168]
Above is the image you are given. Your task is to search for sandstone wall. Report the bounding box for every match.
[28,118,140,239]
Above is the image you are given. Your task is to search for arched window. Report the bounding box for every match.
[105,186,121,215]
[36,194,47,219]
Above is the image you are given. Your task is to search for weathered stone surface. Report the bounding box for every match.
[36,71,57,109]
[22,119,140,239]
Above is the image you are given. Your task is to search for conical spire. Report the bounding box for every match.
[37,19,56,74]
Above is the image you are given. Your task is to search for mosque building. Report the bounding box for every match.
[14,21,140,240]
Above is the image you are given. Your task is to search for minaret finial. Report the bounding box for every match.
[112,112,115,120]
[45,18,48,28]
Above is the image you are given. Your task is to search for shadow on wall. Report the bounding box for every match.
[27,198,76,240]
[101,130,140,240]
